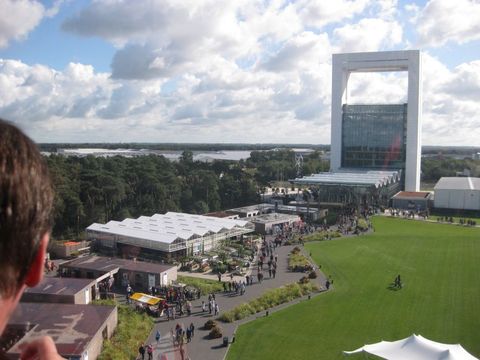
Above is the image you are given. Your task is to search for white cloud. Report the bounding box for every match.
[416,0,480,47]
[0,0,479,145]
[333,18,403,52]
[296,0,372,28]
[0,0,45,48]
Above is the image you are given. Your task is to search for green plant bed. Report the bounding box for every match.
[228,217,480,360]
[218,282,318,323]
[95,301,154,360]
[177,275,224,295]
[288,252,311,272]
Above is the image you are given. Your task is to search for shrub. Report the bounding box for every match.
[308,271,318,279]
[204,319,218,330]
[217,312,235,323]
[209,326,223,339]
[299,276,310,284]
[291,246,301,254]
[357,218,369,231]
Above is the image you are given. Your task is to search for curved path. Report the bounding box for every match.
[140,239,327,360]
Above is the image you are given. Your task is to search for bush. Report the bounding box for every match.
[299,276,310,284]
[308,271,318,279]
[209,326,223,339]
[357,218,369,231]
[213,263,227,274]
[204,319,217,330]
[291,246,301,254]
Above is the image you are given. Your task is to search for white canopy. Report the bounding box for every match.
[344,334,478,360]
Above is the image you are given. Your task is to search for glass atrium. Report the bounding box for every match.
[341,104,407,170]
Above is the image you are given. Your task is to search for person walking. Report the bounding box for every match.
[138,343,145,360]
[155,330,161,344]
[214,302,219,316]
[189,323,195,338]
[146,344,153,360]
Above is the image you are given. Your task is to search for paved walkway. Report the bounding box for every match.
[139,240,327,360]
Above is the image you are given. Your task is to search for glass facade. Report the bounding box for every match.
[342,104,407,170]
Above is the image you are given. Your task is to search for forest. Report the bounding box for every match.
[46,149,328,239]
[46,146,478,240]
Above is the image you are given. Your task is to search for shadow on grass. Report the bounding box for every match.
[387,283,403,291]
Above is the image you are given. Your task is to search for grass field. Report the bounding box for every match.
[227,217,480,360]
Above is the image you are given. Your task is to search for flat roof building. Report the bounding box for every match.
[22,277,98,305]
[59,255,177,292]
[434,177,480,211]
[4,303,117,360]
[249,213,301,235]
[391,191,432,211]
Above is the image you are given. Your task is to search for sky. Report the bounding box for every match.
[0,0,479,145]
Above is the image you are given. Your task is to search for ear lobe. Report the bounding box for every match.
[24,233,49,287]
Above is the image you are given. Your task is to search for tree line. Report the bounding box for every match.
[46,149,328,239]
[46,146,477,240]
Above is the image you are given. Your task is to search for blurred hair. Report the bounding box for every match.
[0,119,54,296]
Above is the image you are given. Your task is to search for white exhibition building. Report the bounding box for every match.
[86,212,254,258]
[434,177,480,211]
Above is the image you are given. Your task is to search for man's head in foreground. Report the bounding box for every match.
[0,119,63,359]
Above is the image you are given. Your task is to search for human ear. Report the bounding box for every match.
[24,233,49,287]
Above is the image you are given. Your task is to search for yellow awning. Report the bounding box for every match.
[129,292,163,305]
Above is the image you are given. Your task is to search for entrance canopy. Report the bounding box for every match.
[292,170,401,189]
[344,334,478,360]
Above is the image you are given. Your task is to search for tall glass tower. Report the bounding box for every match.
[341,104,407,170]
[330,51,422,191]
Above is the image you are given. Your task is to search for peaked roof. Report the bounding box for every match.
[344,334,478,360]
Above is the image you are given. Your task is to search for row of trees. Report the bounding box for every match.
[47,146,476,240]
[46,149,328,239]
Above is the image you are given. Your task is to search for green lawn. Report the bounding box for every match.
[227,217,480,360]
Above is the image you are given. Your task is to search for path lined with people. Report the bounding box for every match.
[138,238,327,360]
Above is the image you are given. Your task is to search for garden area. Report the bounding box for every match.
[179,238,258,276]
[227,217,480,359]
[95,300,154,360]
[177,275,224,295]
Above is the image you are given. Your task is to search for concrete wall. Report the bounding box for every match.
[84,307,118,360]
[73,287,93,305]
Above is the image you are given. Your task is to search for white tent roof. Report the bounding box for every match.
[344,334,478,360]
[292,170,401,188]
[86,211,251,245]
